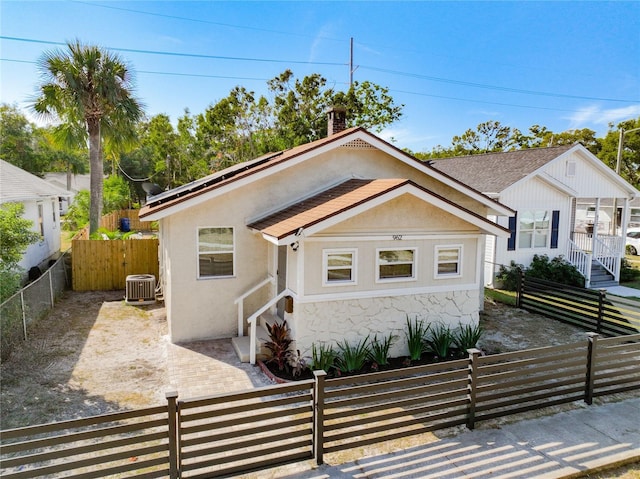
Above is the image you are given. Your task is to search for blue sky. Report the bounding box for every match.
[1,1,639,152]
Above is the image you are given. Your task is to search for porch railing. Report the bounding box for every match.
[234,276,275,336]
[567,239,592,287]
[593,236,620,281]
[248,288,292,365]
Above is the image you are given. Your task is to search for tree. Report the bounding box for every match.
[33,40,143,234]
[0,203,40,301]
[598,117,640,189]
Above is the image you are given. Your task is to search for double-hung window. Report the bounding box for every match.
[435,245,462,278]
[323,249,356,285]
[37,202,44,239]
[377,248,416,282]
[198,227,234,278]
[519,210,549,249]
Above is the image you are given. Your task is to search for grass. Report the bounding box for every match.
[485,288,517,306]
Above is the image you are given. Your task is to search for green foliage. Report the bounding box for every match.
[63,190,90,231]
[0,203,40,302]
[368,333,397,366]
[311,343,338,373]
[596,117,640,189]
[89,228,139,240]
[265,320,293,372]
[452,323,483,351]
[405,316,430,361]
[620,257,640,283]
[335,336,370,374]
[425,323,454,359]
[103,175,130,212]
[497,255,584,291]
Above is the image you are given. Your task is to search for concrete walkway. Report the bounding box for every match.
[604,285,640,298]
[237,397,640,479]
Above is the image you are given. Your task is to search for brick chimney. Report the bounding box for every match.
[327,106,347,136]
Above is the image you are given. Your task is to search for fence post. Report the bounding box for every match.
[166,391,180,479]
[516,272,524,308]
[466,348,481,430]
[313,370,326,465]
[597,290,605,334]
[20,290,27,340]
[585,333,599,405]
[48,269,55,308]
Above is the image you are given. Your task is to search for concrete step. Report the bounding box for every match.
[232,313,279,363]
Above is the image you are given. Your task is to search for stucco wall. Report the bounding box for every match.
[290,289,480,359]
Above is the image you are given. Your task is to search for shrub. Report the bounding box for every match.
[453,322,483,351]
[368,333,396,366]
[311,343,338,372]
[336,336,370,373]
[497,255,584,291]
[405,316,430,361]
[265,320,293,372]
[496,261,524,291]
[425,323,454,359]
[620,257,640,283]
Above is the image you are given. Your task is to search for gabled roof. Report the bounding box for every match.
[140,127,513,220]
[429,144,575,195]
[0,159,70,203]
[248,178,510,245]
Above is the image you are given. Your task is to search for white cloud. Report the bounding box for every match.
[565,104,640,130]
[379,127,438,152]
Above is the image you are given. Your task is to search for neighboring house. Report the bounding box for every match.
[0,159,69,275]
[430,145,639,288]
[140,111,513,363]
[43,172,91,215]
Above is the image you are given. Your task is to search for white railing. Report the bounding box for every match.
[567,239,592,287]
[248,289,292,365]
[234,276,275,337]
[597,234,624,254]
[571,232,593,252]
[593,236,620,281]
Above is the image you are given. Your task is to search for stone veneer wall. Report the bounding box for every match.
[292,290,480,359]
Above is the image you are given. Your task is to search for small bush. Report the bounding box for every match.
[620,257,640,283]
[311,343,338,372]
[425,323,454,359]
[336,337,370,373]
[368,333,396,366]
[497,255,584,291]
[405,316,430,361]
[496,261,524,291]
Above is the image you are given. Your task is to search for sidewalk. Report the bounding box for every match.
[239,397,640,479]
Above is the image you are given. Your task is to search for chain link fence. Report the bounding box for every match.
[0,252,71,362]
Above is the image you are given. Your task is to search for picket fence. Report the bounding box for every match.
[1,332,638,478]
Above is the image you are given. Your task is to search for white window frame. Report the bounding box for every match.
[376,247,417,283]
[518,210,550,249]
[197,226,235,279]
[37,201,45,239]
[51,199,57,228]
[434,245,462,278]
[322,248,357,286]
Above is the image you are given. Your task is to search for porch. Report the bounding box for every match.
[567,232,624,288]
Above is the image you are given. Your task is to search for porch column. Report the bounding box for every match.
[591,197,600,250]
[618,197,630,283]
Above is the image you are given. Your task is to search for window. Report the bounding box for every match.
[37,202,44,239]
[51,199,57,227]
[323,249,356,285]
[518,210,549,249]
[198,227,234,278]
[566,160,576,177]
[377,248,416,281]
[435,246,462,278]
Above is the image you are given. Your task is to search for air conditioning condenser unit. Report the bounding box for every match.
[125,274,156,305]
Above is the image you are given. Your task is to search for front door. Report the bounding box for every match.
[276,245,287,319]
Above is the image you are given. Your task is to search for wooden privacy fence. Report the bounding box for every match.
[72,209,157,240]
[72,238,159,291]
[2,333,638,478]
[518,275,640,336]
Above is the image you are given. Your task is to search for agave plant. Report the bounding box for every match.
[368,333,397,366]
[311,343,338,373]
[453,322,483,351]
[425,322,454,359]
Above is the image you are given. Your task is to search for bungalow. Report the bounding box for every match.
[430,145,639,288]
[0,159,69,275]
[140,111,513,362]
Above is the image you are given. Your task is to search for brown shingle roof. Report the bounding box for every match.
[248,179,408,239]
[429,144,575,194]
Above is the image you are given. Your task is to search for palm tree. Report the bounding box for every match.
[33,40,143,234]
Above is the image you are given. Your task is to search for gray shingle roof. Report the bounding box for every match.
[429,144,575,194]
[0,159,70,203]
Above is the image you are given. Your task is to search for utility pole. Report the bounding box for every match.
[349,37,359,86]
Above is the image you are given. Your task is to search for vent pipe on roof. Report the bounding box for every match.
[327,106,347,136]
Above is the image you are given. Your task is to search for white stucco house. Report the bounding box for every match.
[0,159,69,276]
[140,112,513,362]
[431,144,639,288]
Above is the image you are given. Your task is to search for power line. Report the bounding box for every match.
[0,36,348,67]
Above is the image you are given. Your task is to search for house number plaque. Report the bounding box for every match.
[392,235,403,240]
